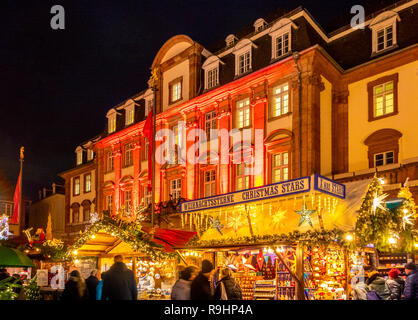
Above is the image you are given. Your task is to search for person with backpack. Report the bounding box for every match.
[366,268,390,300]
[214,268,242,300]
[386,268,405,300]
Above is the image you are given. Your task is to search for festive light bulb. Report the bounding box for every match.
[75,259,79,264]
[388,237,396,244]
[378,178,385,185]
[403,208,409,214]
[73,250,78,255]
[345,234,353,241]
[414,243,418,248]
[91,235,96,239]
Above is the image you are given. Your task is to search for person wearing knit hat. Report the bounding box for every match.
[387,268,404,300]
[190,259,215,300]
[404,262,418,300]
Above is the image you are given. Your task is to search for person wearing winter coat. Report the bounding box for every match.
[191,260,215,300]
[366,268,390,300]
[101,255,137,300]
[85,269,100,301]
[171,266,198,300]
[403,262,418,300]
[60,270,89,301]
[214,268,242,300]
[386,268,405,300]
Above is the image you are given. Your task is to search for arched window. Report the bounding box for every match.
[364,129,402,168]
[70,203,80,224]
[81,200,91,222]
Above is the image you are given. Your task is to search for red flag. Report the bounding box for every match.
[11,169,22,224]
[143,110,153,191]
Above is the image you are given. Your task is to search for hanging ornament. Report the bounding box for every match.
[256,249,264,271]
[226,214,244,233]
[295,204,315,227]
[208,216,224,235]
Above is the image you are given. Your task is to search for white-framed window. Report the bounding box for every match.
[73,177,80,196]
[225,34,237,47]
[106,194,113,212]
[207,67,218,89]
[124,190,132,213]
[236,163,250,191]
[125,105,135,126]
[76,150,83,165]
[272,83,289,117]
[204,170,216,197]
[205,111,217,140]
[84,173,91,193]
[106,151,114,172]
[374,151,394,167]
[274,32,290,58]
[143,187,152,206]
[87,149,94,161]
[170,179,182,200]
[272,152,289,183]
[238,51,251,75]
[373,80,394,117]
[370,12,398,54]
[108,115,116,133]
[0,202,14,217]
[124,143,134,167]
[253,18,267,33]
[171,81,182,103]
[237,98,250,128]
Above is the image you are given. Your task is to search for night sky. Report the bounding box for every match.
[0,0,397,200]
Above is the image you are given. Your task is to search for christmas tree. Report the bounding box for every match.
[393,185,417,252]
[25,276,41,300]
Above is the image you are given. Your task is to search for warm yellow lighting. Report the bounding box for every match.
[388,237,396,244]
[346,234,353,241]
[74,259,79,264]
[414,243,418,248]
[403,208,409,214]
[73,250,78,255]
[378,178,385,185]
[91,235,96,239]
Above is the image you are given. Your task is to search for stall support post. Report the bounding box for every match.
[295,243,305,300]
[344,248,349,297]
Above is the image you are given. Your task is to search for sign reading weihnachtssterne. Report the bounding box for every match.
[180,176,311,213]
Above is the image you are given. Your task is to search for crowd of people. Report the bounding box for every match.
[33,256,417,301]
[350,262,418,300]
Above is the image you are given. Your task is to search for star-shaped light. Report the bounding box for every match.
[226,214,244,233]
[272,209,287,228]
[372,191,388,214]
[209,216,224,235]
[295,204,315,227]
[401,209,414,230]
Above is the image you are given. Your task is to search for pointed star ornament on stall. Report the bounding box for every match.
[295,204,315,227]
[209,216,224,235]
[226,214,244,233]
[401,210,414,230]
[372,191,388,214]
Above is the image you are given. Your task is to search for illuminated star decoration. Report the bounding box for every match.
[295,204,315,227]
[272,209,287,228]
[226,214,244,233]
[209,216,224,235]
[372,191,388,214]
[401,209,414,230]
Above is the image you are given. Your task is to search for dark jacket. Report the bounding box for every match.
[190,273,214,300]
[214,276,242,300]
[60,278,89,301]
[387,277,405,300]
[85,275,100,301]
[404,270,418,300]
[101,262,137,300]
[366,273,390,300]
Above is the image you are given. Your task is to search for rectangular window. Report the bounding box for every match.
[144,139,149,160]
[106,194,113,212]
[272,83,289,117]
[275,33,289,58]
[374,151,394,167]
[272,152,289,183]
[237,98,250,128]
[84,173,91,193]
[170,179,182,200]
[124,190,132,213]
[377,26,393,52]
[87,150,94,161]
[205,111,217,140]
[108,116,116,133]
[236,163,250,191]
[143,187,152,206]
[76,151,83,165]
[126,107,134,125]
[238,51,250,75]
[170,79,182,104]
[204,170,216,197]
[73,177,80,196]
[83,206,90,222]
[106,151,114,172]
[373,81,394,117]
[124,143,134,167]
[207,67,218,89]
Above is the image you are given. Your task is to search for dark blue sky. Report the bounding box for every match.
[0,0,397,200]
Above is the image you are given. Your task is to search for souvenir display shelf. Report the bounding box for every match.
[234,272,258,300]
[378,252,408,275]
[253,279,276,300]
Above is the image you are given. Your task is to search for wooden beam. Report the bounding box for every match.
[104,239,122,254]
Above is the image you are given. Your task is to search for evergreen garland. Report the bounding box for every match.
[25,276,41,300]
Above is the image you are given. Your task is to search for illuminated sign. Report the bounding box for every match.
[313,174,345,199]
[180,176,311,213]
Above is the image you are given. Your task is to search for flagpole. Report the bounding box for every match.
[19,147,24,234]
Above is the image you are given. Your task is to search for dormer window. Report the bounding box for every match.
[76,150,83,165]
[87,149,94,162]
[269,18,297,60]
[232,39,257,77]
[202,55,224,91]
[207,67,218,89]
[253,18,267,33]
[125,105,135,126]
[225,34,238,47]
[370,11,399,55]
[107,113,116,133]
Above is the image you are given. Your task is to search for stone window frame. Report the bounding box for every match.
[84,173,92,193]
[364,128,402,169]
[169,76,183,105]
[367,73,398,122]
